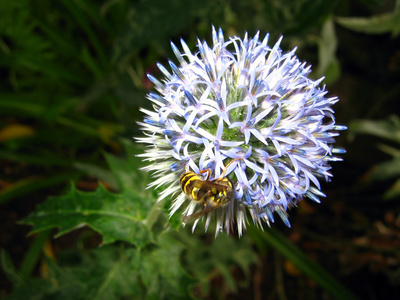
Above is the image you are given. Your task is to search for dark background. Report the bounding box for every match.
[1,0,400,299]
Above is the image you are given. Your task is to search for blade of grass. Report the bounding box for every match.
[0,173,80,204]
[1,249,25,286]
[248,226,359,300]
[81,46,105,79]
[0,95,123,138]
[74,0,114,35]
[0,149,117,190]
[0,55,90,86]
[0,150,74,166]
[31,15,76,56]
[61,0,108,71]
[19,229,53,277]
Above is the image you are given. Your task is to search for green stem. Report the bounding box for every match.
[248,226,359,300]
[146,199,164,231]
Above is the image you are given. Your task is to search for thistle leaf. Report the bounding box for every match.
[21,183,153,248]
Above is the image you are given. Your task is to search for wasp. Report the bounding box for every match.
[180,159,238,223]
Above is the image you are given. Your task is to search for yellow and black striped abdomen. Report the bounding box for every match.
[179,161,238,223]
[179,169,236,223]
[180,172,208,202]
[180,171,235,206]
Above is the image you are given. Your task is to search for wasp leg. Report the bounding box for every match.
[202,190,213,206]
[219,158,239,178]
[198,168,211,181]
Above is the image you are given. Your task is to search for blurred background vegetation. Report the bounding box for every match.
[1,0,400,299]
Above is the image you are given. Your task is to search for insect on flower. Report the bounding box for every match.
[137,26,346,236]
[180,159,238,223]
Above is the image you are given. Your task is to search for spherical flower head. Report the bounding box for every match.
[137,26,346,236]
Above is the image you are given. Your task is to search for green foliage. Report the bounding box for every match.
[316,17,341,83]
[8,140,193,298]
[134,234,196,299]
[175,231,258,295]
[349,115,400,145]
[20,139,158,248]
[350,116,400,200]
[22,183,154,247]
[2,246,141,300]
[0,0,129,205]
[11,139,258,298]
[336,9,400,37]
[2,238,195,300]
[248,227,359,300]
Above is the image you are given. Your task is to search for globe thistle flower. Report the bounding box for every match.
[137,26,346,236]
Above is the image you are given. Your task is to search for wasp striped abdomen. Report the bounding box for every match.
[180,172,235,206]
[180,172,209,204]
[179,160,238,223]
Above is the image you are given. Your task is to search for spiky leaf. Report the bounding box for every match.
[22,183,153,248]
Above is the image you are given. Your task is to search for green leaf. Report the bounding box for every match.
[112,0,205,63]
[1,249,25,286]
[349,116,400,199]
[317,17,340,83]
[284,0,339,35]
[336,10,400,37]
[377,143,400,158]
[2,246,144,300]
[19,230,52,277]
[175,230,258,296]
[20,140,162,248]
[1,251,53,300]
[135,233,196,299]
[207,234,258,292]
[4,235,196,300]
[103,140,163,232]
[348,115,400,145]
[383,177,400,200]
[21,183,153,248]
[103,139,150,192]
[366,158,400,182]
